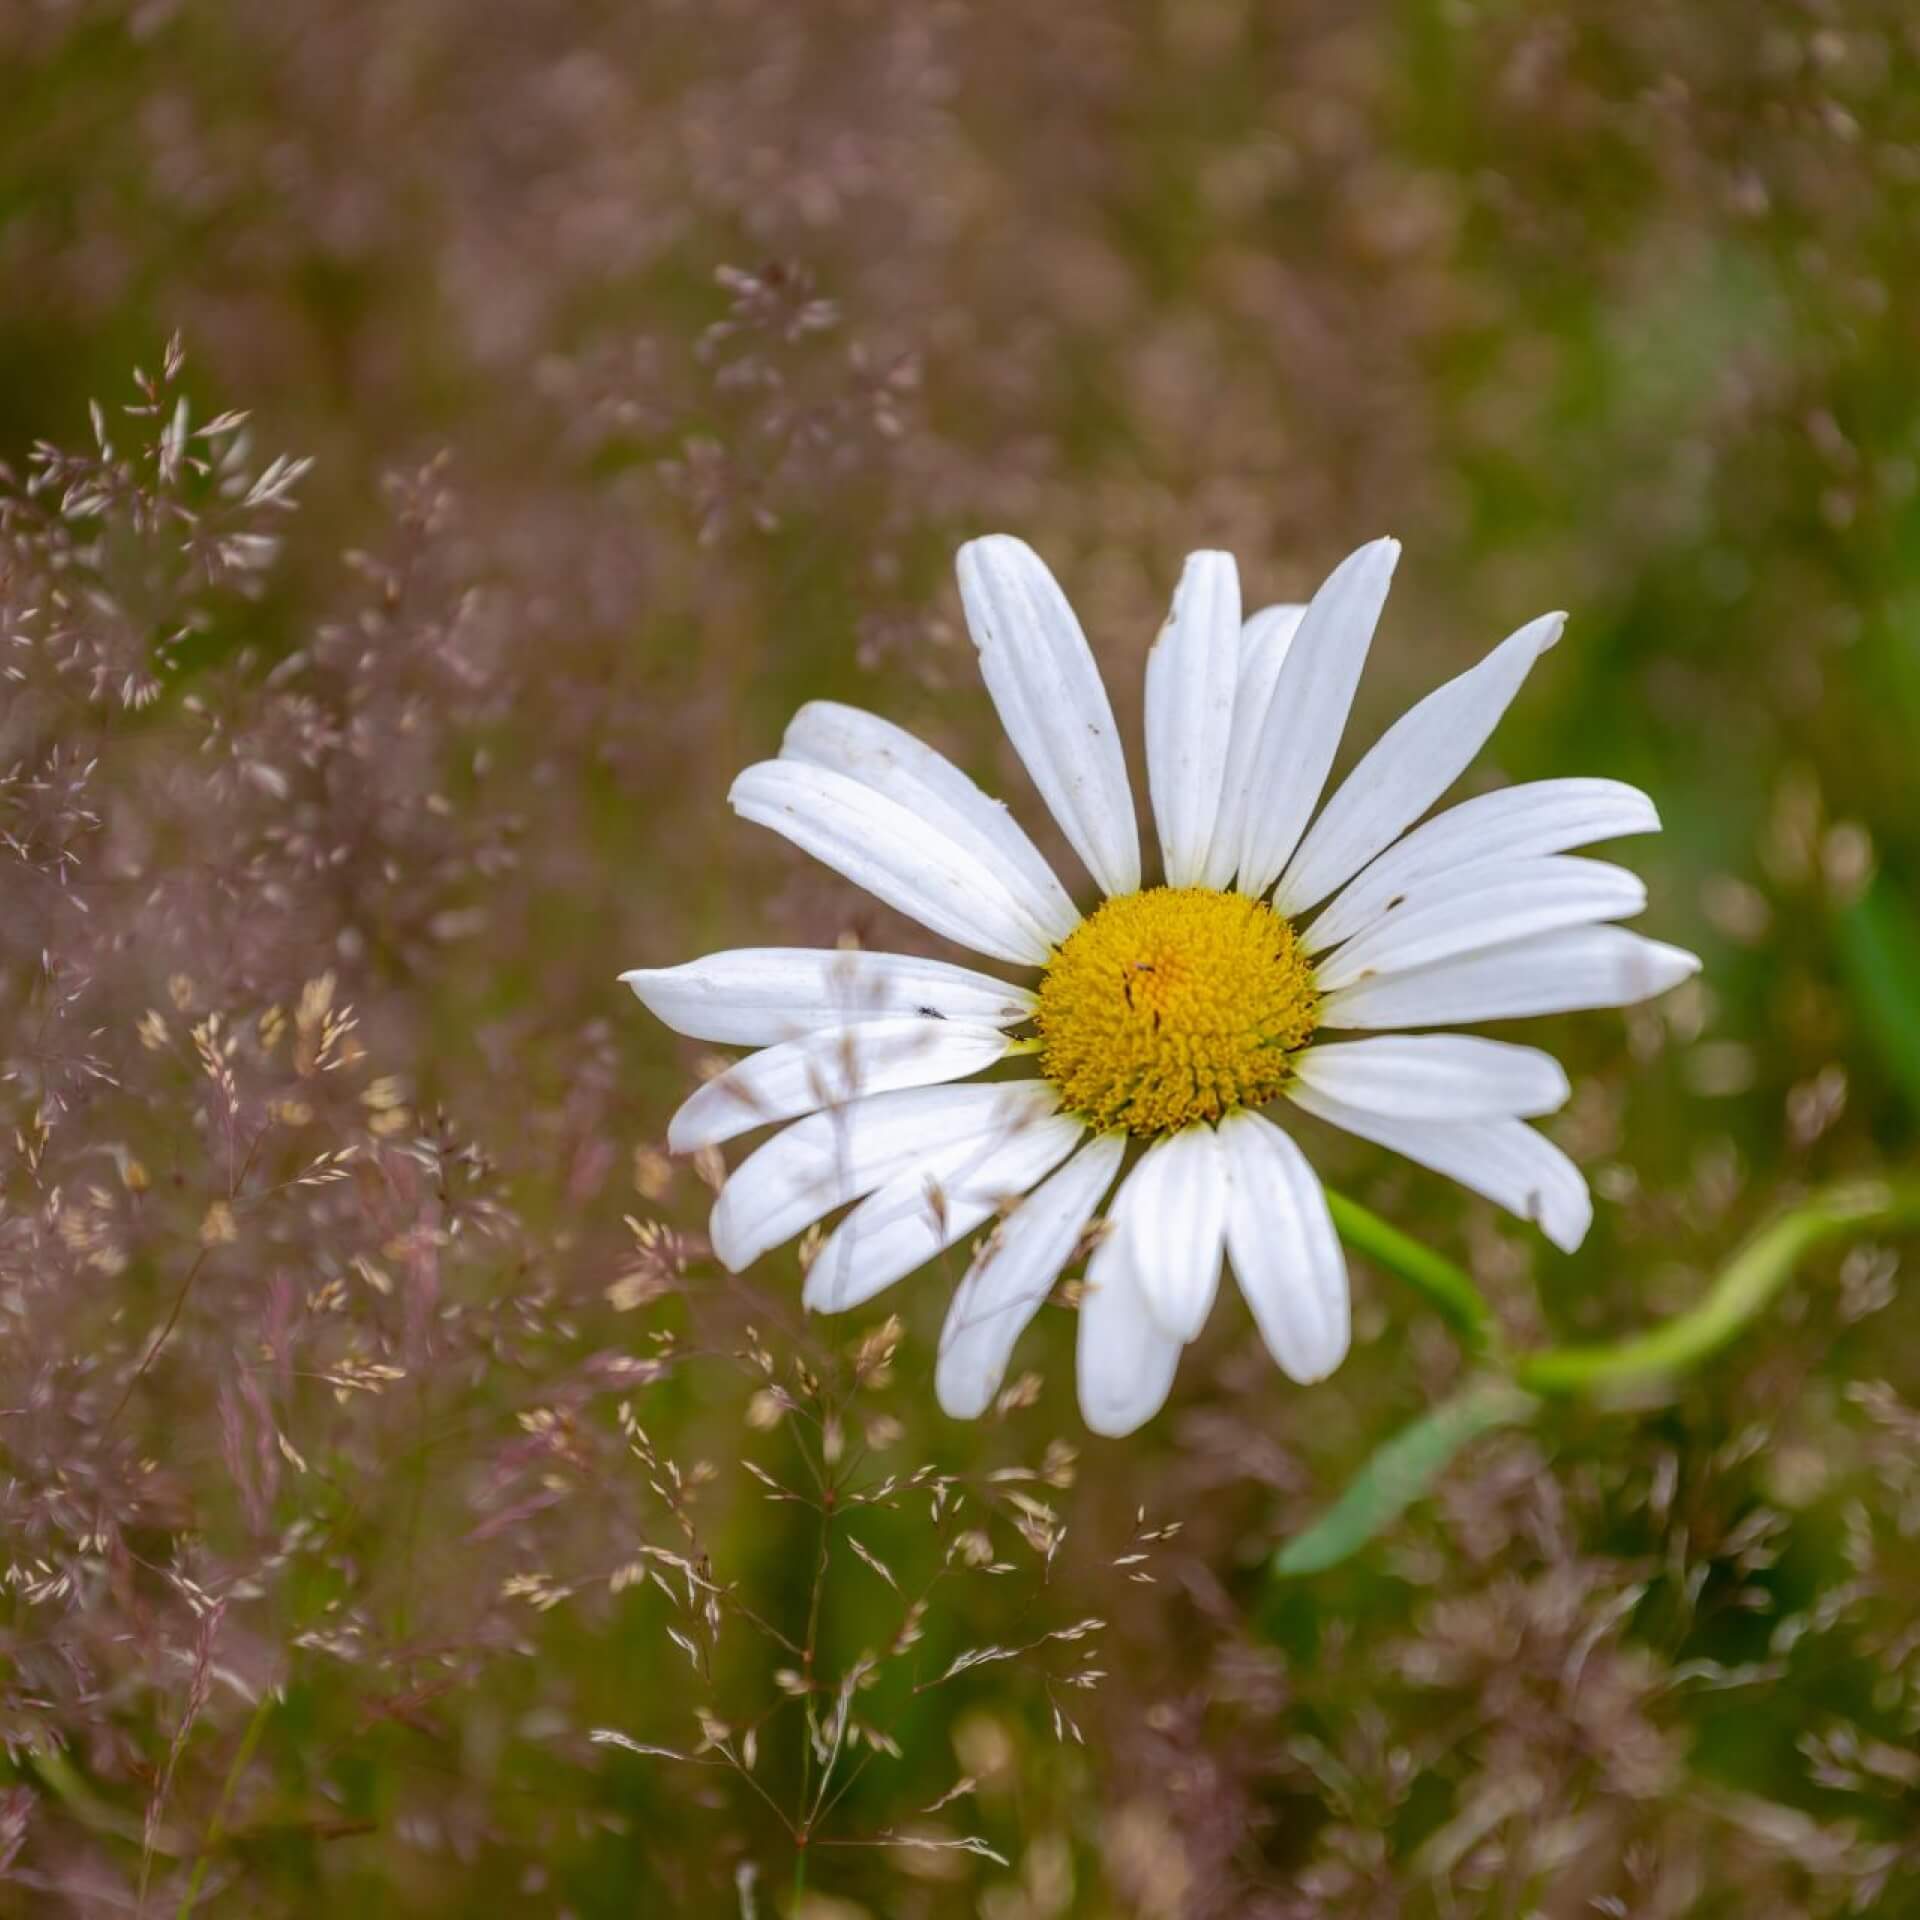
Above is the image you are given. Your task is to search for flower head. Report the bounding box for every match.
[624,536,1699,1434]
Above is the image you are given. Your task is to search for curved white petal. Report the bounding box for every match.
[956,535,1140,896]
[730,760,1053,966]
[1294,1035,1571,1122]
[1275,612,1565,917]
[1304,777,1662,955]
[709,1081,1058,1272]
[1320,926,1700,1031]
[1114,1125,1229,1343]
[1235,538,1401,899]
[803,1110,1083,1314]
[1289,1083,1593,1252]
[1077,1169,1183,1437]
[622,949,1035,1046]
[936,1133,1125,1419]
[1313,857,1647,992]
[668,1018,1014,1152]
[1200,604,1306,889]
[1217,1110,1349,1383]
[1145,551,1241,886]
[782,702,1078,945]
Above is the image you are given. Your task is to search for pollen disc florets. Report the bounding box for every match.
[1035,887,1318,1136]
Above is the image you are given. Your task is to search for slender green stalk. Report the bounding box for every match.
[1324,1187,1501,1355]
[175,1691,276,1918]
[1516,1178,1920,1396]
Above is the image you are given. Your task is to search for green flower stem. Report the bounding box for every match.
[1271,1179,1920,1581]
[1514,1178,1920,1397]
[1324,1187,1503,1357]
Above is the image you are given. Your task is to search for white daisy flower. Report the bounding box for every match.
[624,536,1700,1436]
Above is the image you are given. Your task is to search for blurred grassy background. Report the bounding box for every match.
[5,1,1920,1914]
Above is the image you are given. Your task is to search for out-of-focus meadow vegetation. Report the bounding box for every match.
[5,2,1920,1913]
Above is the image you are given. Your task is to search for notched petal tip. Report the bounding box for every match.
[723,761,771,814]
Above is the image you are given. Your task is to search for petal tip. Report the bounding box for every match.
[933,1365,990,1423]
[620,966,673,1011]
[707,1205,750,1275]
[1289,1335,1351,1386]
[1078,1394,1157,1440]
[955,531,1036,588]
[1539,1185,1594,1255]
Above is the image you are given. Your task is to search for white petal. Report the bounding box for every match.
[1145,551,1241,886]
[1235,538,1401,898]
[1294,1035,1571,1121]
[1077,1167,1184,1437]
[957,535,1140,896]
[1320,926,1700,1031]
[667,1018,1014,1151]
[1313,856,1647,992]
[1304,777,1661,955]
[803,1111,1083,1313]
[622,948,1035,1046]
[709,1081,1057,1272]
[1289,1083,1592,1252]
[730,760,1053,966]
[1217,1110,1349,1382]
[1275,612,1565,916]
[1114,1125,1229,1343]
[782,702,1078,945]
[1200,604,1305,889]
[936,1133,1126,1419]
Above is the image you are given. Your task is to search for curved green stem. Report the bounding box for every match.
[1515,1178,1920,1396]
[1325,1188,1502,1356]
[1271,1177,1920,1582]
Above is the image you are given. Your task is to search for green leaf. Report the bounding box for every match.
[1835,876,1920,1118]
[1272,1378,1537,1578]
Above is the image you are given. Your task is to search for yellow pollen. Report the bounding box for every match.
[1034,887,1318,1137]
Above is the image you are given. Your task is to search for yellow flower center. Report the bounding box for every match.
[1034,887,1318,1137]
